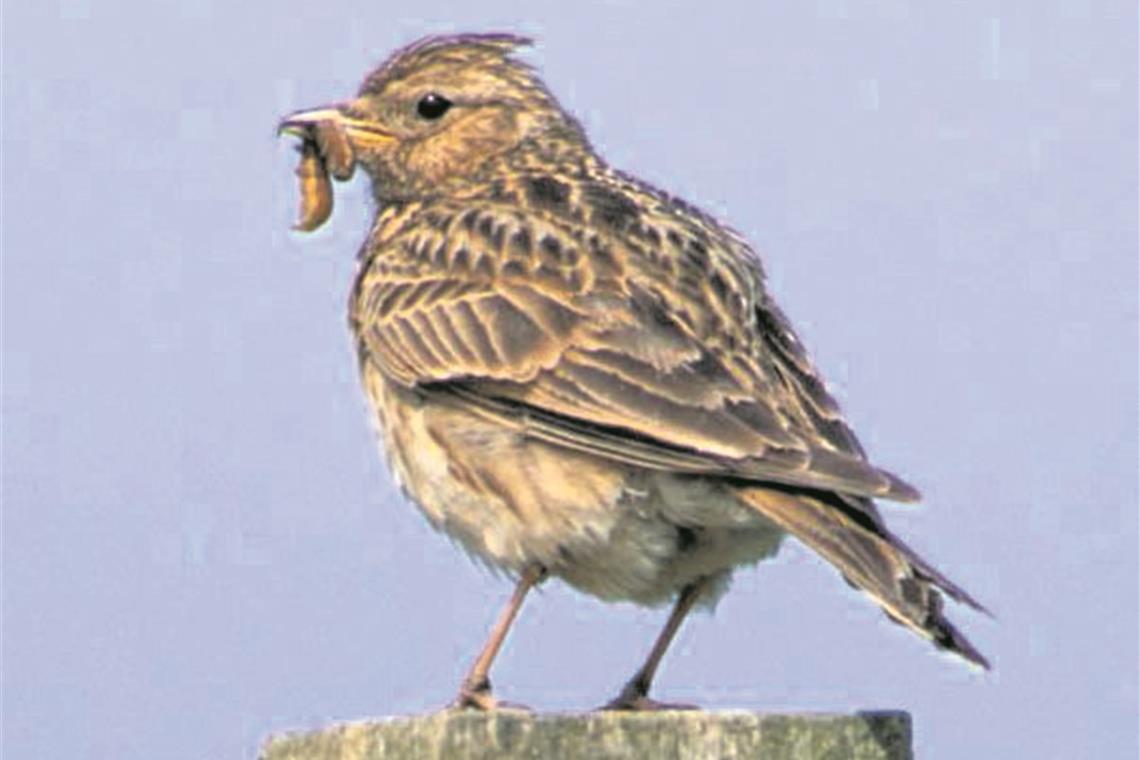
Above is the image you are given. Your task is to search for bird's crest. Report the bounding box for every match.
[359,33,535,95]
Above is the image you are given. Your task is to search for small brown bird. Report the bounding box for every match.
[279,33,989,711]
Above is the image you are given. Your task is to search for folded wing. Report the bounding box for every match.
[351,198,919,503]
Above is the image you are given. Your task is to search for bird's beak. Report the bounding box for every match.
[277,105,396,149]
[277,107,346,138]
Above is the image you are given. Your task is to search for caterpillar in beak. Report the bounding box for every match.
[290,120,355,232]
[292,139,332,232]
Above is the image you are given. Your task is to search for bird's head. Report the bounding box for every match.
[279,33,587,215]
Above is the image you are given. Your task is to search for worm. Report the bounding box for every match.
[313,120,355,181]
[292,139,332,232]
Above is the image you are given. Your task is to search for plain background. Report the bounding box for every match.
[3,2,1136,758]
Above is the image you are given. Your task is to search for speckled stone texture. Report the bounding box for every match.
[261,710,912,760]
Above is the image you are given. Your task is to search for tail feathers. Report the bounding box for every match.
[739,487,990,670]
[888,529,992,618]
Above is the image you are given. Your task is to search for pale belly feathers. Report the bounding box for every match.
[365,370,785,607]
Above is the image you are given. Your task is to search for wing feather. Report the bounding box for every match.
[351,196,919,502]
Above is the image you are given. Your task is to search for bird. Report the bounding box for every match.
[278,33,989,711]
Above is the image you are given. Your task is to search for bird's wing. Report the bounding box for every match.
[351,197,918,502]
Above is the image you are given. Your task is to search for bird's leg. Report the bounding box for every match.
[602,577,708,711]
[453,564,546,711]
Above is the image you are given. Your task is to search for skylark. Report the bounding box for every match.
[279,33,988,711]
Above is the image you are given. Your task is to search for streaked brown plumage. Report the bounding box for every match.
[279,33,989,710]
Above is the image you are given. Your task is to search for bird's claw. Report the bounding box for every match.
[451,678,531,712]
[600,695,701,712]
[598,681,700,712]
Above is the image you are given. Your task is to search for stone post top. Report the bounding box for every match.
[262,709,912,760]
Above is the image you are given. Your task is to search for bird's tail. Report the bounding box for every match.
[738,486,990,669]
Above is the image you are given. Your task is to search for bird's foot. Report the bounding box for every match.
[450,678,531,712]
[599,681,700,712]
[601,694,701,711]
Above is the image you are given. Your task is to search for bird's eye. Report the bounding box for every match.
[416,93,452,120]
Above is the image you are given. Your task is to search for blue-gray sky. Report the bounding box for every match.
[3,2,1136,758]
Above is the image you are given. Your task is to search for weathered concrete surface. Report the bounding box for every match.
[261,710,912,760]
